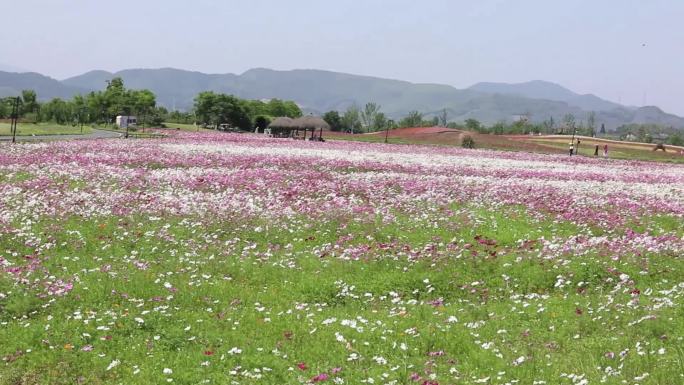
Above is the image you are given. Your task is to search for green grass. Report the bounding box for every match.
[1,204,683,384]
[0,122,94,136]
[162,122,214,132]
[531,139,684,163]
[330,131,684,163]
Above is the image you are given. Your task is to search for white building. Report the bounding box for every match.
[116,115,137,128]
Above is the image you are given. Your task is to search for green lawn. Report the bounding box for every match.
[0,122,93,136]
[162,122,214,132]
[531,139,684,163]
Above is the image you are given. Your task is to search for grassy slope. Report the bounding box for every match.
[520,136,684,163]
[327,129,684,163]
[0,123,94,136]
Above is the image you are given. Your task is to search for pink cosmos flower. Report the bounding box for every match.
[311,373,329,382]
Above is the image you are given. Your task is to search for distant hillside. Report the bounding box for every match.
[469,80,624,112]
[0,71,88,100]
[2,68,684,130]
[63,68,483,117]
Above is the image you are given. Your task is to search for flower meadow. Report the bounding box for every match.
[1,132,683,385]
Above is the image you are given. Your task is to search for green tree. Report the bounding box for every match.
[464,118,482,132]
[600,123,606,135]
[542,116,555,134]
[636,125,648,142]
[342,105,362,133]
[0,98,10,118]
[254,115,271,132]
[194,91,218,127]
[104,77,126,118]
[372,112,388,131]
[21,89,38,115]
[267,99,302,118]
[323,111,343,132]
[42,98,71,124]
[131,89,156,127]
[491,121,507,135]
[243,100,269,118]
[439,109,448,127]
[398,111,423,128]
[561,113,575,135]
[668,132,683,146]
[587,111,596,137]
[86,91,110,125]
[360,102,381,132]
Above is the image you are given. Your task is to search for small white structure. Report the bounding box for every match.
[116,115,137,128]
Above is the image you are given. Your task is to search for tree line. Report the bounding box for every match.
[0,80,303,131]
[322,103,448,133]
[0,78,160,127]
[191,92,302,130]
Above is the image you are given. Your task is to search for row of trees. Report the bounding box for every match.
[0,82,304,132]
[322,103,447,133]
[192,92,302,130]
[0,78,162,127]
[457,112,607,137]
[614,123,684,146]
[6,88,683,144]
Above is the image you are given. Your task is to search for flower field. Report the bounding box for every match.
[1,132,683,385]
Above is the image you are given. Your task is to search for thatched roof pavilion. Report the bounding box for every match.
[266,115,328,141]
[292,116,330,131]
[269,117,295,129]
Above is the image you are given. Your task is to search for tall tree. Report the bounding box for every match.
[267,99,302,118]
[372,112,388,131]
[131,89,156,127]
[254,116,271,132]
[439,109,448,127]
[194,91,218,127]
[323,110,343,132]
[587,111,596,137]
[399,111,423,128]
[464,118,482,132]
[561,113,575,135]
[600,123,606,135]
[342,105,362,133]
[360,102,381,132]
[21,89,38,115]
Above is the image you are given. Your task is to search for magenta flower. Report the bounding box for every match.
[311,373,329,382]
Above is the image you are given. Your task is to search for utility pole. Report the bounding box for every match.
[79,107,85,134]
[124,106,130,139]
[570,123,578,156]
[10,97,20,144]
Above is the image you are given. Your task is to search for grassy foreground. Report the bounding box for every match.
[2,208,683,384]
[1,135,683,385]
[0,122,93,136]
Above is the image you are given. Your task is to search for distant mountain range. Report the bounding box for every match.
[1,67,683,131]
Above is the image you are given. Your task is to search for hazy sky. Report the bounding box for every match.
[3,0,683,114]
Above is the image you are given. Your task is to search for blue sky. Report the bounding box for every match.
[3,0,683,114]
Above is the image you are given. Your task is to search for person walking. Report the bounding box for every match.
[594,145,599,156]
[569,142,575,156]
[603,144,608,158]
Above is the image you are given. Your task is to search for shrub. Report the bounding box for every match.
[461,135,475,149]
